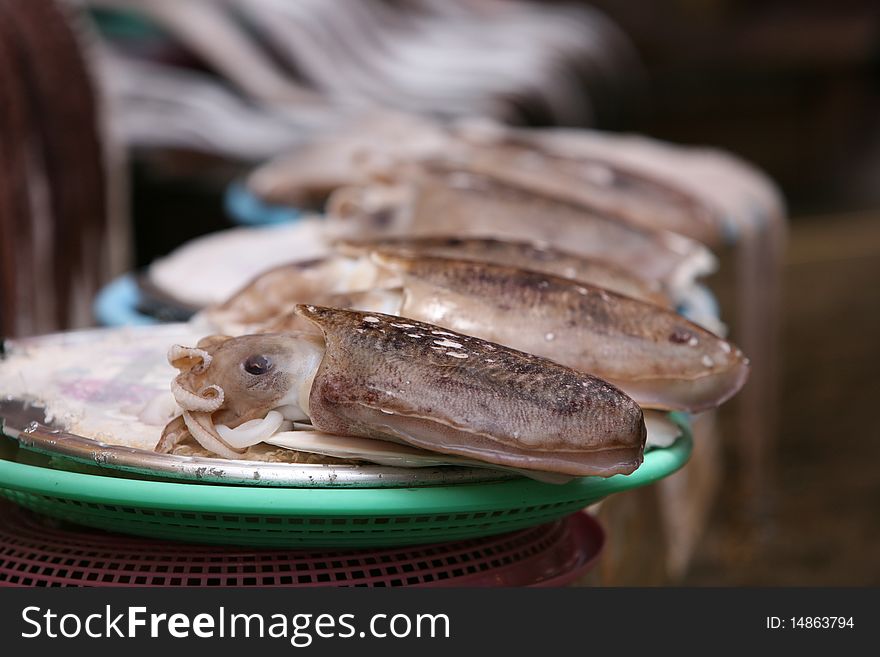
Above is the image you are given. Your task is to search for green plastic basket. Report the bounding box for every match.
[0,433,691,548]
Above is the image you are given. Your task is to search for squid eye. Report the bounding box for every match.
[243,354,273,376]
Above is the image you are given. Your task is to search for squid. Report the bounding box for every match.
[246,111,455,208]
[201,236,669,332]
[335,236,670,307]
[445,133,724,245]
[325,161,716,293]
[161,305,647,478]
[365,254,748,412]
[204,252,747,412]
[244,118,725,245]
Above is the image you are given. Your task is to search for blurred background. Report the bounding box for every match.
[1,0,878,585]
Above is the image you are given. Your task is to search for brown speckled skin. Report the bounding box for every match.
[209,236,669,332]
[297,305,646,476]
[336,236,669,307]
[378,254,749,412]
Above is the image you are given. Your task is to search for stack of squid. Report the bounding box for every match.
[156,114,766,488]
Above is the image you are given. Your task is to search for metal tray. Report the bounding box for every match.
[0,399,511,488]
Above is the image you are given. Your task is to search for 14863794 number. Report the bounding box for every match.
[790,617,854,629]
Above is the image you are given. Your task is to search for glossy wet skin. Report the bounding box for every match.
[202,236,671,335]
[212,251,747,413]
[165,307,647,476]
[336,236,670,306]
[381,253,749,412]
[304,305,646,476]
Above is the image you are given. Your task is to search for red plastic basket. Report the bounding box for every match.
[0,503,602,587]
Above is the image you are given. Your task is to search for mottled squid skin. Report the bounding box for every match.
[164,306,647,477]
[377,254,749,412]
[299,306,646,476]
[336,236,669,307]
[205,249,746,412]
[202,236,670,333]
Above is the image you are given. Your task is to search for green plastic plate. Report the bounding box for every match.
[0,433,691,548]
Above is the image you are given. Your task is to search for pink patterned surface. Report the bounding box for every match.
[0,504,602,588]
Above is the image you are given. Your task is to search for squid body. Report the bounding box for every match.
[202,250,748,412]
[164,305,647,477]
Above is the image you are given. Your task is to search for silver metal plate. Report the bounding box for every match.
[0,398,513,488]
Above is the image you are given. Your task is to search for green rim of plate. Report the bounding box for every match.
[0,430,691,547]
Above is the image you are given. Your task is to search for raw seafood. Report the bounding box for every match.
[163,306,647,477]
[202,236,670,332]
[336,236,669,306]
[205,253,746,412]
[372,253,747,413]
[326,161,715,292]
